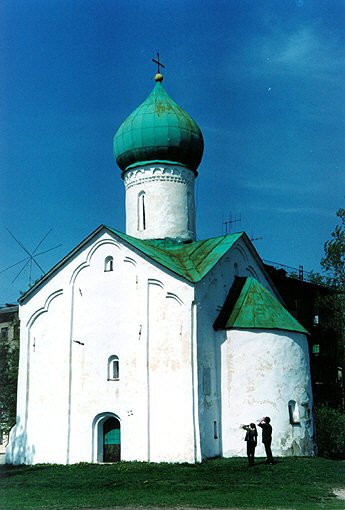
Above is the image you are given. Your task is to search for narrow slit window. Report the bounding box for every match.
[104,256,114,272]
[108,355,119,381]
[214,421,218,439]
[187,191,193,232]
[138,192,146,231]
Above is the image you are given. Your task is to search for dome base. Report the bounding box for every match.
[124,164,196,242]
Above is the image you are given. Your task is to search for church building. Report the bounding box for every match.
[6,68,315,465]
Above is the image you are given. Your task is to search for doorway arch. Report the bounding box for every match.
[92,412,121,463]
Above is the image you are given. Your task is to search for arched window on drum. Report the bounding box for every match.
[137,191,146,231]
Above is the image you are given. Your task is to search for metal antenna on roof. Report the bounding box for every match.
[0,229,62,288]
[222,212,241,235]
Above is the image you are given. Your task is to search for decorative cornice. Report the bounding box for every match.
[123,165,195,190]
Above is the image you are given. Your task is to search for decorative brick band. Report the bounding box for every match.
[124,166,195,190]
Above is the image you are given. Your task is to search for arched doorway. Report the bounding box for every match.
[103,417,121,462]
[92,413,121,463]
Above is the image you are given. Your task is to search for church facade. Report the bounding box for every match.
[6,71,315,465]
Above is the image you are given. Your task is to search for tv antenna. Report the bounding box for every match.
[250,235,263,242]
[222,212,241,235]
[0,228,62,287]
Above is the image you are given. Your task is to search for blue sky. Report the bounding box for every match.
[1,0,344,304]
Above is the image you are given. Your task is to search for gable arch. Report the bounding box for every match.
[246,265,258,279]
[166,292,183,306]
[26,289,63,328]
[232,244,248,265]
[124,256,137,267]
[70,239,121,285]
[148,278,164,289]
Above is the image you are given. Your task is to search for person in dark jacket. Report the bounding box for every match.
[258,416,274,464]
[242,422,258,466]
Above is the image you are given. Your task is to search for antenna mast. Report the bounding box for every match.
[1,229,62,288]
[222,212,241,235]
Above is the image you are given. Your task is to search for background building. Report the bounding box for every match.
[266,267,344,410]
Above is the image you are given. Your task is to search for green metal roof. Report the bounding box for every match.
[113,81,204,173]
[18,226,244,303]
[107,227,243,283]
[214,276,308,334]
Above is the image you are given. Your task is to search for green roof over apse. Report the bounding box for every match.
[214,276,309,334]
[107,227,243,283]
[113,81,204,173]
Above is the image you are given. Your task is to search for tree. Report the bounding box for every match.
[320,208,345,327]
[321,208,345,286]
[317,208,345,409]
[0,317,19,436]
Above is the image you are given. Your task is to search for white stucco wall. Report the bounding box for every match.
[124,165,196,241]
[220,329,314,458]
[6,229,314,465]
[194,237,279,460]
[6,230,199,465]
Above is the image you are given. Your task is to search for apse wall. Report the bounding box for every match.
[220,329,315,458]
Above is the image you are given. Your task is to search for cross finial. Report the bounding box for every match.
[152,52,165,82]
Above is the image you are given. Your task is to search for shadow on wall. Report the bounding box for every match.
[5,417,35,465]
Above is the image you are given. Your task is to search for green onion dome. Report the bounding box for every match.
[113,80,204,174]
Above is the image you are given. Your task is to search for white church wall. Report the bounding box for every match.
[195,275,222,459]
[8,230,199,464]
[194,237,279,460]
[6,271,73,465]
[220,329,314,458]
[67,238,141,463]
[68,236,197,464]
[25,292,70,464]
[124,165,196,241]
[7,228,314,466]
[147,279,197,463]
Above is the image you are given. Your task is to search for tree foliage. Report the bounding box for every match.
[0,318,19,436]
[314,405,345,459]
[320,208,345,327]
[308,208,345,329]
[321,208,345,287]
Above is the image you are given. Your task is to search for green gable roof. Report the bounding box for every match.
[18,226,245,303]
[107,227,243,283]
[214,276,308,334]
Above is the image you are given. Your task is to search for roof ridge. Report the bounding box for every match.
[193,236,228,271]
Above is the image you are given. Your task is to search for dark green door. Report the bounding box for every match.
[103,417,121,462]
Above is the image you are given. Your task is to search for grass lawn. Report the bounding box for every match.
[0,457,344,510]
